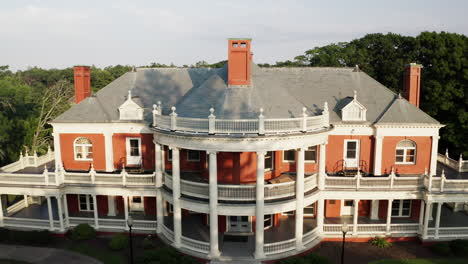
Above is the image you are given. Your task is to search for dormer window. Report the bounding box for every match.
[118,90,144,120]
[341,91,367,122]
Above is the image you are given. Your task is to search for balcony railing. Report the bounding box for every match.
[164,173,317,202]
[324,172,423,191]
[264,237,296,255]
[323,223,419,235]
[425,173,468,193]
[152,104,330,135]
[0,148,54,173]
[427,227,468,239]
[438,152,468,172]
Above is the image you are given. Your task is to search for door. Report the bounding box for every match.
[130,196,144,212]
[341,200,354,216]
[126,138,141,165]
[228,216,251,233]
[344,140,359,168]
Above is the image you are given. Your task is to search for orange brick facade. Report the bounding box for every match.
[381,136,432,175]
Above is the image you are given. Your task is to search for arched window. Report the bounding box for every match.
[74,137,93,160]
[395,140,416,164]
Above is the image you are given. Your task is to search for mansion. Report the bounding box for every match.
[0,38,467,262]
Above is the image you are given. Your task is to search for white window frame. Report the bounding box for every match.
[129,196,144,212]
[265,151,274,171]
[166,203,173,214]
[304,204,315,216]
[187,150,201,162]
[166,147,172,161]
[282,211,295,216]
[78,194,94,212]
[343,139,360,167]
[282,150,296,163]
[391,199,412,217]
[395,141,416,165]
[74,137,93,161]
[305,146,317,163]
[126,137,141,165]
[264,214,273,229]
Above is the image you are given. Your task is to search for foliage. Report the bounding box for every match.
[371,236,393,248]
[430,242,452,256]
[0,228,53,245]
[136,247,198,264]
[70,224,96,241]
[277,253,333,264]
[141,235,155,249]
[0,260,32,264]
[108,233,129,251]
[369,259,468,264]
[66,242,126,264]
[449,239,468,256]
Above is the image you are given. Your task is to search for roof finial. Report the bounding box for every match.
[157,101,162,110]
[353,65,360,72]
[128,89,132,100]
[302,107,307,117]
[323,101,329,113]
[353,90,357,100]
[209,107,215,117]
[398,93,402,99]
[259,107,264,117]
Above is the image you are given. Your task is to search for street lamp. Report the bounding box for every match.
[341,222,349,264]
[127,215,134,264]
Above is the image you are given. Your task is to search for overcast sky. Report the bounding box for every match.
[2,0,467,70]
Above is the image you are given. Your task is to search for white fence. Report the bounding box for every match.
[181,235,210,254]
[0,149,54,173]
[153,105,329,135]
[427,227,468,239]
[438,153,468,172]
[325,173,422,190]
[425,173,468,193]
[324,223,420,235]
[264,237,296,255]
[164,173,317,202]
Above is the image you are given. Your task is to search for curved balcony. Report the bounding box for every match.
[163,172,317,202]
[152,105,329,135]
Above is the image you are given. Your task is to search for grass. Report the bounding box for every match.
[370,259,468,264]
[65,243,127,264]
[0,260,31,264]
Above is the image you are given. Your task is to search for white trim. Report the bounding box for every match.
[78,194,94,212]
[343,139,360,168]
[395,140,416,165]
[265,151,274,171]
[126,137,142,165]
[73,137,93,161]
[391,199,412,217]
[303,203,315,217]
[282,150,295,163]
[264,214,273,230]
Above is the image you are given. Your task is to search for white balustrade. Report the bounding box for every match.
[162,224,175,243]
[427,227,468,239]
[264,237,296,255]
[69,217,95,227]
[390,223,420,233]
[3,217,52,229]
[98,218,126,229]
[181,235,210,254]
[356,224,386,233]
[325,174,423,190]
[0,151,54,173]
[302,227,320,245]
[133,219,158,231]
[323,224,343,234]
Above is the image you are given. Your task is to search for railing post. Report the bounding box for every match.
[170,106,177,131]
[440,169,445,192]
[47,145,53,160]
[459,154,463,172]
[0,194,4,227]
[208,108,216,135]
[46,196,54,231]
[258,108,265,135]
[428,169,433,192]
[56,195,65,232]
[90,163,96,184]
[386,199,393,235]
[323,101,329,127]
[390,167,395,189]
[356,167,361,190]
[152,103,159,127]
[19,152,25,169]
[301,107,307,132]
[122,167,127,186]
[33,151,38,167]
[43,165,49,185]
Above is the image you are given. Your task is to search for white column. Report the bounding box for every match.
[104,131,114,172]
[386,199,393,234]
[353,199,359,235]
[0,195,4,227]
[155,143,163,187]
[318,143,327,190]
[52,132,62,170]
[317,199,324,232]
[56,195,64,232]
[429,136,439,177]
[418,200,425,234]
[107,196,116,217]
[370,200,379,220]
[422,201,432,239]
[92,195,99,229]
[208,151,220,258]
[171,147,182,248]
[124,196,129,230]
[295,148,305,249]
[434,202,442,238]
[63,194,69,227]
[373,136,383,176]
[24,195,29,207]
[156,191,163,233]
[254,151,266,259]
[46,196,54,231]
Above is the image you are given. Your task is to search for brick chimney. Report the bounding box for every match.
[403,63,422,107]
[228,38,252,86]
[74,66,91,104]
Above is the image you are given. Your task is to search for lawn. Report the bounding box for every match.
[370,259,468,264]
[65,242,127,264]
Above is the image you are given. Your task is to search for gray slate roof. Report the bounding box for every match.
[52,63,440,125]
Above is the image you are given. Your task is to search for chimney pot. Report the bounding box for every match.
[73,66,91,104]
[403,63,422,107]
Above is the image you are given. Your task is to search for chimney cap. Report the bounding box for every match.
[406,62,422,68]
[228,38,252,41]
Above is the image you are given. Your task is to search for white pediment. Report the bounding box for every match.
[341,91,367,122]
[118,90,144,120]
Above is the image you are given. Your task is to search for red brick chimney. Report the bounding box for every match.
[74,66,91,104]
[403,63,422,107]
[228,38,252,86]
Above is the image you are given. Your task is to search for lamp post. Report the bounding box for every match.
[341,222,348,264]
[127,215,134,264]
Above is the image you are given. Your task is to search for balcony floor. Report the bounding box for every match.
[13,161,55,174]
[436,162,468,179]
[429,203,468,227]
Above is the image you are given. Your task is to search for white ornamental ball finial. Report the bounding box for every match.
[128,89,132,99]
[210,107,214,114]
[324,101,329,112]
[171,106,176,113]
[353,90,357,100]
[153,104,157,111]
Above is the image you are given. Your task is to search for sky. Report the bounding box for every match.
[1,0,467,71]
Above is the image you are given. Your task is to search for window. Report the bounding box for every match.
[304,204,315,216]
[346,141,357,159]
[395,140,416,164]
[79,194,94,211]
[265,151,274,171]
[264,214,273,229]
[232,42,238,48]
[344,200,354,207]
[305,146,317,162]
[74,137,93,161]
[329,200,336,204]
[126,138,141,165]
[187,150,200,162]
[129,139,140,156]
[167,203,173,214]
[240,42,247,48]
[283,150,295,162]
[165,146,172,161]
[392,199,411,217]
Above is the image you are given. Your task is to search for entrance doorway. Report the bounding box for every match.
[344,140,360,168]
[228,216,251,233]
[341,200,354,216]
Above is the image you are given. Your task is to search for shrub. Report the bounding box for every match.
[141,236,154,249]
[371,236,392,248]
[0,228,53,245]
[0,228,9,242]
[278,253,333,264]
[449,239,468,256]
[136,247,198,264]
[430,242,451,256]
[108,233,129,251]
[70,223,96,241]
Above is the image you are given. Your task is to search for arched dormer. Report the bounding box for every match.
[341,91,367,122]
[119,90,144,120]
